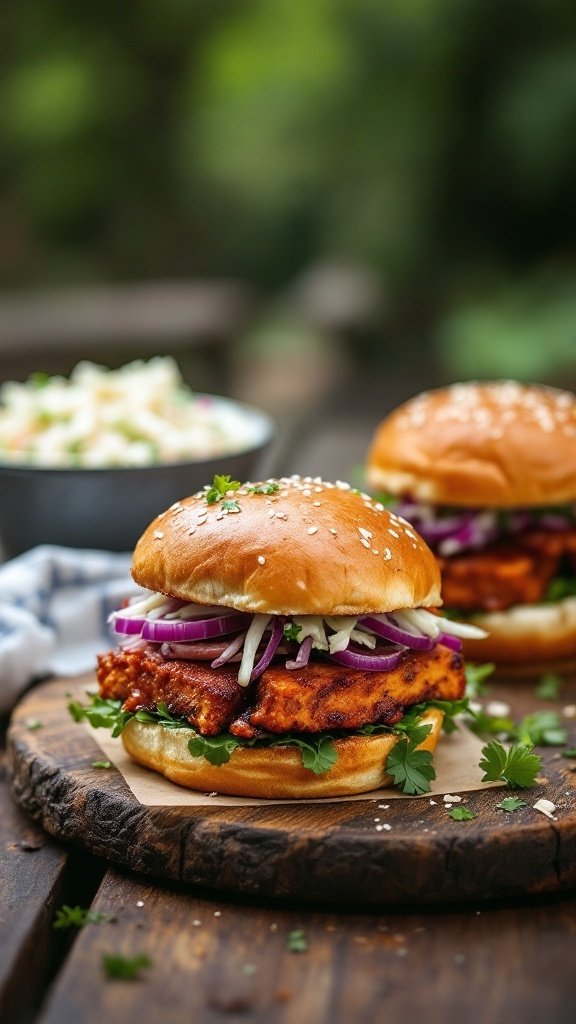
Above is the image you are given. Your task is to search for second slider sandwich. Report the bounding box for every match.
[94,475,481,798]
[366,381,576,670]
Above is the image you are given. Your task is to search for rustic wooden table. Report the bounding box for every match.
[2,401,576,1024]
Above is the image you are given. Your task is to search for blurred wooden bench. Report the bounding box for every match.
[0,280,253,392]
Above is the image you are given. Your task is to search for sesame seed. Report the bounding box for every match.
[169,502,181,511]
[384,548,392,560]
[330,528,337,535]
[374,502,384,512]
[302,488,312,497]
[153,530,164,539]
[388,529,399,538]
[307,526,319,535]
[268,509,275,518]
[313,501,321,507]
[187,527,196,535]
[258,555,266,565]
[358,527,372,540]
[372,549,379,555]
[360,538,370,549]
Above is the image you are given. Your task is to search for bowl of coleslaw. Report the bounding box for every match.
[0,358,275,556]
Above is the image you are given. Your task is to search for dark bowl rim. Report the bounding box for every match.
[0,395,275,476]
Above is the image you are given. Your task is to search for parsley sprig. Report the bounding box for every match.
[479,740,542,789]
[205,474,241,505]
[247,482,280,495]
[53,905,114,930]
[386,737,436,795]
[102,953,152,980]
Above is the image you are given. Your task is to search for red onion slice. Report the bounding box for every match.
[113,615,149,635]
[250,617,284,680]
[141,612,248,643]
[286,635,313,670]
[161,639,244,662]
[359,615,434,652]
[211,632,247,668]
[330,644,406,672]
[437,632,463,652]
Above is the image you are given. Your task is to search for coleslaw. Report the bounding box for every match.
[0,358,264,468]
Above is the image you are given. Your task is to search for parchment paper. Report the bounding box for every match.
[90,723,502,806]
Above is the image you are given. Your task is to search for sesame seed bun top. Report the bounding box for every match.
[131,476,441,615]
[366,381,576,508]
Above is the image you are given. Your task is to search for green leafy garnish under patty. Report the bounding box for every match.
[69,694,443,793]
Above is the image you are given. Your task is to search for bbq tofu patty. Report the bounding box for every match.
[98,643,465,738]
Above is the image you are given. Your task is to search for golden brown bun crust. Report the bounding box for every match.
[131,477,441,615]
[121,708,443,798]
[462,597,576,672]
[366,381,576,507]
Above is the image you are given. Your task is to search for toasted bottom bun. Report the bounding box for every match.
[121,708,443,799]
[462,596,576,675]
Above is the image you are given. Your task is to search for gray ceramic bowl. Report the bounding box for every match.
[0,397,275,557]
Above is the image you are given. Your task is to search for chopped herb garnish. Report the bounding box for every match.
[92,760,112,769]
[464,662,495,698]
[479,740,542,789]
[188,733,241,767]
[69,696,133,738]
[53,905,114,930]
[286,929,308,953]
[544,577,576,603]
[535,673,563,701]
[102,952,152,980]
[497,796,526,813]
[514,710,567,747]
[25,718,43,731]
[221,499,240,512]
[205,474,241,505]
[283,622,302,642]
[29,371,51,388]
[386,737,436,795]
[247,482,280,495]
[447,806,476,821]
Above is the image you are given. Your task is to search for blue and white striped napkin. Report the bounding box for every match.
[0,545,139,713]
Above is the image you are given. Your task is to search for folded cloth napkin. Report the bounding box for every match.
[0,545,140,714]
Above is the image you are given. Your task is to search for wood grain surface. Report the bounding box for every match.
[0,725,68,1024]
[36,867,576,1024]
[7,675,576,907]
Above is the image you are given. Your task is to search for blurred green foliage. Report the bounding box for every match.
[1,0,576,377]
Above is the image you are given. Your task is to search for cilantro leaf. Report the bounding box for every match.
[53,905,113,930]
[283,622,302,642]
[535,674,563,701]
[298,736,338,775]
[464,662,495,698]
[515,710,567,747]
[479,740,542,789]
[544,576,576,603]
[497,796,526,812]
[247,482,280,495]
[68,696,134,738]
[221,499,240,512]
[386,737,436,795]
[447,806,476,821]
[205,474,240,504]
[102,953,152,980]
[187,733,240,766]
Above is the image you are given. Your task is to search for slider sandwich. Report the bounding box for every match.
[86,475,483,798]
[366,381,576,671]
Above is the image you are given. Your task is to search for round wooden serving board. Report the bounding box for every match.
[7,675,576,906]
